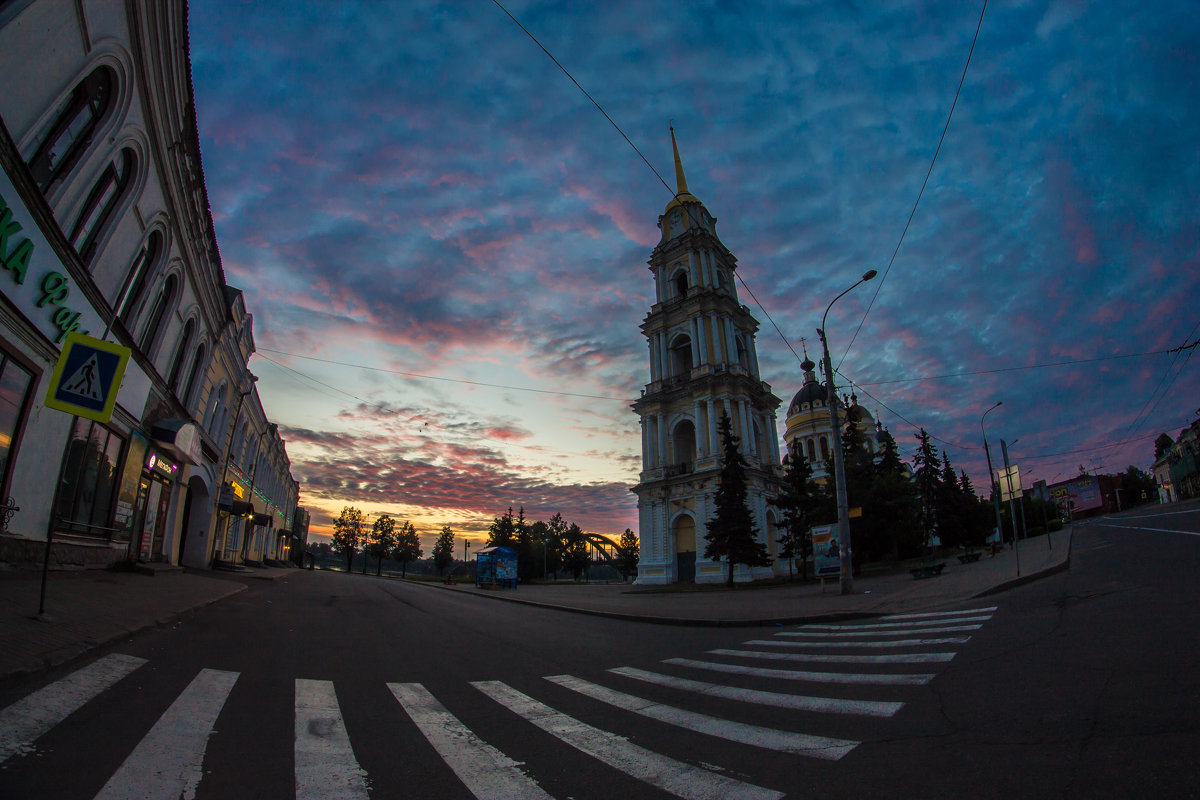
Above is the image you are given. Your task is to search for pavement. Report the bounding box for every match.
[0,528,1072,684]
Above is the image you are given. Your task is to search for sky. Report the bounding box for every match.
[187,0,1200,548]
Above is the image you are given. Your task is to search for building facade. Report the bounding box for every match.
[632,130,783,585]
[0,0,298,570]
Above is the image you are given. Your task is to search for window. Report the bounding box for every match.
[0,349,34,497]
[167,318,195,391]
[820,436,829,461]
[28,67,115,192]
[673,270,688,299]
[120,231,164,325]
[181,343,207,409]
[138,273,177,355]
[669,335,692,378]
[55,418,125,537]
[69,148,135,263]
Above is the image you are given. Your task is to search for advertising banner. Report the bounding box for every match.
[811,525,842,577]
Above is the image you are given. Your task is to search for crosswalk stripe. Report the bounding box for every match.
[472,680,784,800]
[388,682,555,799]
[547,674,857,760]
[736,645,955,664]
[777,624,982,637]
[798,615,991,630]
[0,653,146,764]
[93,668,238,800]
[608,666,903,718]
[670,657,934,685]
[295,678,370,800]
[880,606,997,620]
[770,636,971,647]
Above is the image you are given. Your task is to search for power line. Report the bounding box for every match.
[839,0,989,367]
[853,346,1175,387]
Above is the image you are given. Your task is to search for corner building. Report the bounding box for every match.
[0,1,298,570]
[633,131,782,585]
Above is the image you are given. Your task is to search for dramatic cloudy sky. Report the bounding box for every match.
[188,1,1199,546]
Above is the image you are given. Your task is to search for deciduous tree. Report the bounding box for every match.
[432,524,455,575]
[615,528,640,580]
[330,507,363,573]
[364,514,397,576]
[391,520,423,578]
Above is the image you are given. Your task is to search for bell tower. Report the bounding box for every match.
[632,128,783,585]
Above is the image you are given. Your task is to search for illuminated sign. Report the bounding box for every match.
[229,480,247,499]
[146,451,179,479]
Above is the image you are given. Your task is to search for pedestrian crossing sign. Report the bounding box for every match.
[44,332,131,423]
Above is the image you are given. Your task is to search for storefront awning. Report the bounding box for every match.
[150,418,203,465]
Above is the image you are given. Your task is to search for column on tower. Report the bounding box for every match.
[657,413,667,468]
[648,338,658,381]
[707,399,718,454]
[689,318,701,368]
[696,316,709,364]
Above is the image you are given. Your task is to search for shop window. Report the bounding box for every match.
[69,147,135,264]
[28,66,115,193]
[55,418,125,538]
[0,350,34,498]
[138,273,177,356]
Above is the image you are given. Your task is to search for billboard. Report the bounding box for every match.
[811,525,842,577]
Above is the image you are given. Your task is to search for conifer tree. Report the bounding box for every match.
[704,414,772,586]
[615,528,640,580]
[869,427,922,560]
[769,450,823,580]
[912,429,941,548]
[486,507,516,548]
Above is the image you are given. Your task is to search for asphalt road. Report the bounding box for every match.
[1,505,1197,799]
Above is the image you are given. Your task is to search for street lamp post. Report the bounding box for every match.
[1001,438,1022,577]
[816,268,877,595]
[980,401,1004,551]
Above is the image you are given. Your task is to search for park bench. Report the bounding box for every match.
[957,552,982,564]
[909,562,946,579]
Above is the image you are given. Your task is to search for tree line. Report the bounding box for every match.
[482,507,640,583]
[328,508,459,577]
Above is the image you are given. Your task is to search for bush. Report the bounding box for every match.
[1027,526,1045,538]
[1048,519,1063,532]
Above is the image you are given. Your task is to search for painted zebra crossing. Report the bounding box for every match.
[0,606,995,798]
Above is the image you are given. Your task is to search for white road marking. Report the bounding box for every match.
[769,636,971,647]
[797,615,991,630]
[93,668,238,800]
[295,678,370,800]
[668,657,934,685]
[0,653,146,764]
[879,606,997,620]
[546,674,857,759]
[774,624,981,637]
[737,645,955,664]
[608,666,902,717]
[472,680,783,800]
[388,682,555,800]
[1088,521,1200,536]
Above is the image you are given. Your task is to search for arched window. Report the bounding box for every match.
[69,147,135,264]
[181,343,207,410]
[167,319,195,391]
[669,334,692,377]
[673,270,688,299]
[203,380,227,433]
[735,335,749,370]
[28,66,115,192]
[138,273,177,356]
[120,230,163,325]
[806,439,816,462]
[672,419,696,471]
[820,436,829,461]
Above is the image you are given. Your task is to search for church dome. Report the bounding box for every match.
[786,357,829,417]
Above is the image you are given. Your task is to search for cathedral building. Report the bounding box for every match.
[782,353,878,479]
[632,130,783,585]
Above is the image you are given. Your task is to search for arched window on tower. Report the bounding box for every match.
[820,436,829,461]
[735,335,750,371]
[673,270,688,299]
[669,334,692,378]
[672,419,696,473]
[28,66,116,193]
[807,439,816,463]
[138,272,177,357]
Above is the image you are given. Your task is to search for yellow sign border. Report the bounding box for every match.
[43,332,131,423]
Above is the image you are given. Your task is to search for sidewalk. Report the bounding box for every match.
[0,563,291,683]
[437,528,1073,626]
[0,530,1071,683]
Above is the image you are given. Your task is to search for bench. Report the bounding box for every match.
[957,552,982,564]
[987,542,1005,556]
[909,563,946,579]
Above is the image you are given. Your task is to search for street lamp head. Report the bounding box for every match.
[862,269,878,281]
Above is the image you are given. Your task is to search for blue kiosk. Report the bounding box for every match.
[475,545,518,589]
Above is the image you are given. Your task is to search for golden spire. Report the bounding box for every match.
[665,124,701,213]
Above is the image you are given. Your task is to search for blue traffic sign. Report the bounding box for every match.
[43,332,131,423]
